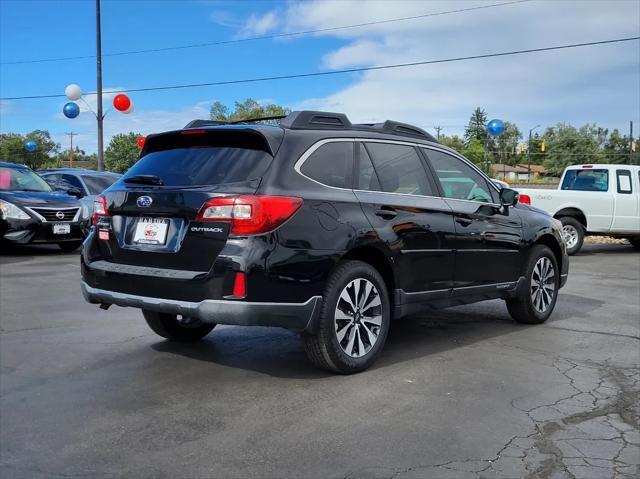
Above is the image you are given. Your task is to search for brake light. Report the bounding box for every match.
[92,195,109,225]
[181,129,207,135]
[196,195,303,235]
[519,194,531,205]
[582,164,593,169]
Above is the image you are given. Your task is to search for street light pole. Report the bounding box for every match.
[96,0,104,172]
[527,124,540,183]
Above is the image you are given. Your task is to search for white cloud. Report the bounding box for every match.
[0,100,15,117]
[236,11,279,38]
[273,0,640,136]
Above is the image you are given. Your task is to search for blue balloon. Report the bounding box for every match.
[487,118,505,137]
[24,140,37,152]
[63,102,80,119]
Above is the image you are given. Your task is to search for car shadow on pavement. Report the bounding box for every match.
[577,243,638,255]
[0,243,79,263]
[150,293,604,379]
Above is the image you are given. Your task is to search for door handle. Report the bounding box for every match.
[375,208,398,219]
[455,217,473,227]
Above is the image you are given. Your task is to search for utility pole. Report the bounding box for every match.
[434,125,443,141]
[96,0,104,171]
[66,132,76,168]
[630,121,634,165]
[528,125,540,183]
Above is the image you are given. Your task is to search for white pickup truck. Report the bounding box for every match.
[517,164,640,254]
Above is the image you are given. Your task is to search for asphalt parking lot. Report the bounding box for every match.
[0,243,638,479]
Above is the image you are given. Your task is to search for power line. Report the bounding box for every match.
[0,0,531,65]
[2,36,638,101]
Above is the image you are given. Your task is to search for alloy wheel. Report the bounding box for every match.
[562,225,579,249]
[334,278,382,358]
[531,257,556,313]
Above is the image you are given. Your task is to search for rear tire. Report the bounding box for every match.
[58,241,83,252]
[142,310,215,342]
[559,216,584,255]
[302,260,391,374]
[506,245,559,324]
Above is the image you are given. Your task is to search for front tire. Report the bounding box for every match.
[559,216,584,255]
[58,240,83,252]
[142,310,215,342]
[507,245,559,324]
[302,260,391,374]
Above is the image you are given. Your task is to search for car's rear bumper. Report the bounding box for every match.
[80,281,322,332]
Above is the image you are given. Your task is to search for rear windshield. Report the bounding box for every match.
[82,174,120,195]
[122,147,272,187]
[561,169,609,191]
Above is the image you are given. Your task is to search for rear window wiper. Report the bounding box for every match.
[123,174,165,186]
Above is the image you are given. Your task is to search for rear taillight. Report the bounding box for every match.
[92,195,109,225]
[518,194,531,205]
[196,195,303,235]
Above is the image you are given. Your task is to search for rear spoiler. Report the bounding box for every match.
[141,127,284,157]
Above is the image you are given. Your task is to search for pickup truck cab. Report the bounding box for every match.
[517,164,640,254]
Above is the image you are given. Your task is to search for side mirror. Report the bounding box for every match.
[67,187,83,199]
[499,188,519,207]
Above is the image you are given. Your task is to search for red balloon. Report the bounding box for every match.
[136,136,146,148]
[113,94,131,112]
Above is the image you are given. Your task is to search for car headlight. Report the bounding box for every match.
[0,200,30,220]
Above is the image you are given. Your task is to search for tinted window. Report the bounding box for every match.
[0,166,52,192]
[364,143,432,196]
[61,174,86,192]
[300,141,353,188]
[82,174,120,195]
[424,149,494,203]
[616,169,632,194]
[355,144,381,191]
[124,147,272,187]
[561,169,609,191]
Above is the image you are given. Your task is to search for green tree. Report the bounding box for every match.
[604,129,639,164]
[104,132,142,173]
[210,98,290,124]
[489,121,521,166]
[541,124,608,176]
[0,130,59,169]
[439,134,465,154]
[463,138,487,167]
[464,107,488,143]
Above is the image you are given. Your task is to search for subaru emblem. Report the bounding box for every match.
[137,196,152,207]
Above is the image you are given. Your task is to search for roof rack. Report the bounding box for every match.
[184,111,438,142]
[280,111,438,142]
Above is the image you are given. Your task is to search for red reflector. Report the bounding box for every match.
[98,230,109,240]
[92,195,109,225]
[232,272,246,298]
[181,129,207,135]
[196,195,303,235]
[519,193,531,205]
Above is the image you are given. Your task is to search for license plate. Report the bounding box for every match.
[133,218,169,245]
[53,223,70,235]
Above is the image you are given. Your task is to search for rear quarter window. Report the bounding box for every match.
[299,141,353,189]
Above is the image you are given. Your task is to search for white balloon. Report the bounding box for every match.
[123,102,134,114]
[65,84,82,101]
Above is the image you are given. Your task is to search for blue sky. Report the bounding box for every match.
[1,0,639,154]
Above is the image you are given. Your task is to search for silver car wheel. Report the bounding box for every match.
[531,257,556,314]
[562,224,579,249]
[334,278,382,358]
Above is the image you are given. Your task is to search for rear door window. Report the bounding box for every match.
[355,144,382,191]
[616,169,632,194]
[82,175,120,195]
[561,169,609,191]
[124,147,272,187]
[364,142,433,196]
[299,141,353,189]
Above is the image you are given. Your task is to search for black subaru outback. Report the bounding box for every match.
[81,111,569,373]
